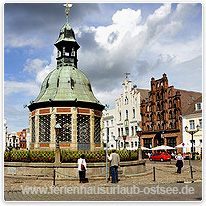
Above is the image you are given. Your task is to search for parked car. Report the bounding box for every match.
[149,152,171,162]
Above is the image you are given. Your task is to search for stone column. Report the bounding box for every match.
[90,109,95,151]
[34,110,39,149]
[50,108,56,149]
[71,107,78,150]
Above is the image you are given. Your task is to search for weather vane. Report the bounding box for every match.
[63,3,73,22]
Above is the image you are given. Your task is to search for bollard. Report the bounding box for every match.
[190,165,193,180]
[53,169,56,186]
[153,167,155,182]
[170,159,171,165]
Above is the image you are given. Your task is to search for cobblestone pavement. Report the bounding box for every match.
[4,160,202,201]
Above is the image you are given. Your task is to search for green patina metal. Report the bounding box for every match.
[54,22,77,45]
[34,65,101,104]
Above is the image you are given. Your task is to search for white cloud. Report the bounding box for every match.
[5,34,45,48]
[94,87,122,108]
[23,58,48,74]
[4,80,40,97]
[22,48,57,86]
[35,48,57,85]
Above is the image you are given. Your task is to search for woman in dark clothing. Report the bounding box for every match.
[176,153,184,173]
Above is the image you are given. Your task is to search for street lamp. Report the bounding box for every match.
[185,125,199,160]
[136,125,143,160]
[122,133,127,150]
[113,136,119,150]
[55,123,62,149]
[136,125,143,148]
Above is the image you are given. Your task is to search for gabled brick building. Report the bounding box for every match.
[140,73,202,150]
[17,129,27,150]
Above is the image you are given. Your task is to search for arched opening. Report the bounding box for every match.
[153,132,164,147]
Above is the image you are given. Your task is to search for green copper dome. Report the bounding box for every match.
[34,65,101,104]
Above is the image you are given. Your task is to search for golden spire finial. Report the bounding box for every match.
[64,3,73,16]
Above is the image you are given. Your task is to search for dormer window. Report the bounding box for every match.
[195,102,202,111]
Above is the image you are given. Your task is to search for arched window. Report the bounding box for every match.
[126,110,128,119]
[146,114,149,122]
[157,112,160,120]
[169,110,173,119]
[157,102,161,111]
[161,101,164,110]
[133,108,135,118]
[157,92,160,99]
[147,124,150,131]
[169,100,172,108]
[147,105,150,112]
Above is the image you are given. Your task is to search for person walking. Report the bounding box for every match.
[176,153,184,174]
[78,154,87,183]
[107,149,120,183]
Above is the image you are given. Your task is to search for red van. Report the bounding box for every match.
[149,152,171,162]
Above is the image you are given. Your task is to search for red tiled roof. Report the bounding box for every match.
[183,95,202,116]
[176,89,202,115]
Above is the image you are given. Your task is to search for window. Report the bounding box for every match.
[126,110,128,119]
[119,112,121,121]
[167,137,177,148]
[143,138,152,149]
[131,142,134,148]
[135,141,137,147]
[126,127,129,136]
[189,120,195,130]
[196,103,202,111]
[147,105,149,112]
[111,120,113,126]
[133,108,135,118]
[106,121,109,127]
[125,96,128,105]
[121,128,123,136]
[199,119,202,129]
[118,128,120,137]
[131,126,134,136]
[121,142,123,148]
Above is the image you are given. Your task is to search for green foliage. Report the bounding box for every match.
[4,149,138,163]
[30,150,55,162]
[4,150,55,163]
[61,149,138,163]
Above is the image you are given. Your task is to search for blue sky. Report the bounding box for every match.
[4,2,203,133]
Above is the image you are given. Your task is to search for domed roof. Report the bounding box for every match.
[28,65,104,111]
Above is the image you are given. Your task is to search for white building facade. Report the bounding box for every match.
[103,77,143,150]
[182,96,202,154]
[102,108,116,149]
[6,132,20,150]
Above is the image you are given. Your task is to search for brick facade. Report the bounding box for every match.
[140,73,182,149]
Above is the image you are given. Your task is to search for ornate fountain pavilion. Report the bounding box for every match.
[28,5,104,151]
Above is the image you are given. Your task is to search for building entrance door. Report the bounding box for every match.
[154,132,164,147]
